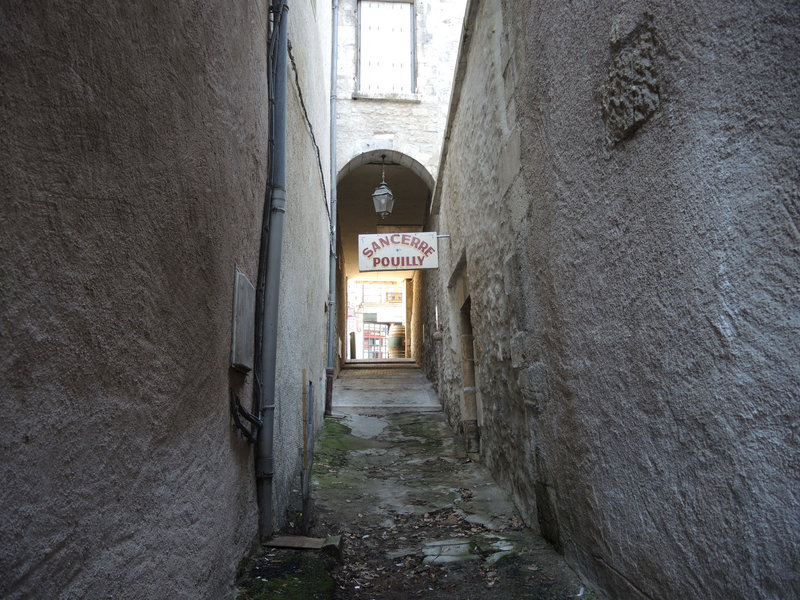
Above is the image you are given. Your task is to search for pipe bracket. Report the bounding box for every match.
[230,391,262,444]
[271,188,287,214]
[256,457,275,479]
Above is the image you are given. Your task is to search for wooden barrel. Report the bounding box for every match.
[387,324,406,358]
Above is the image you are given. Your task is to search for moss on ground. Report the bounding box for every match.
[388,416,444,451]
[312,417,387,474]
[235,550,336,600]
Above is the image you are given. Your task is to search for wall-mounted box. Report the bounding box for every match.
[231,269,255,373]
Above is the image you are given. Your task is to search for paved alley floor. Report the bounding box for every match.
[235,363,592,600]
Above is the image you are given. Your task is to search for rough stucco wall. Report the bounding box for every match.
[335,0,465,178]
[428,0,800,598]
[0,1,330,597]
[272,2,332,528]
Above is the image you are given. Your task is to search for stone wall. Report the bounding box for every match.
[425,0,800,598]
[0,1,331,597]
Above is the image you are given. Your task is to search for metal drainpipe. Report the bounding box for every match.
[324,0,339,415]
[256,0,289,541]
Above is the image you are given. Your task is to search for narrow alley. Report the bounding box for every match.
[236,362,587,599]
[3,2,798,599]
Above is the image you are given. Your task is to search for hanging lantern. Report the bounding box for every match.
[371,154,394,219]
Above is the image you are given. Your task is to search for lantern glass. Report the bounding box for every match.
[372,182,394,219]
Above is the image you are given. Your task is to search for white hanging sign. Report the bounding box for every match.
[358,232,439,271]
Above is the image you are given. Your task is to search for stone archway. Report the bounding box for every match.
[335,150,434,362]
[338,149,435,191]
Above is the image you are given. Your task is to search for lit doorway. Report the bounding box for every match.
[346,278,407,360]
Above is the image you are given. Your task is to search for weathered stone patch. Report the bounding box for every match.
[601,18,661,146]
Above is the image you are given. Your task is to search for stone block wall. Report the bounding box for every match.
[425,0,800,598]
[0,1,331,597]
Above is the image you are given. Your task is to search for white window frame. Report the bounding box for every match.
[356,0,417,97]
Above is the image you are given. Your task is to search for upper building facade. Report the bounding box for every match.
[335,0,466,180]
[332,0,467,367]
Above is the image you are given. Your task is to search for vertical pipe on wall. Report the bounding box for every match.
[325,0,339,415]
[255,0,289,541]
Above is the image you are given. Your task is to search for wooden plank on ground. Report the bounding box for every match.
[266,536,326,549]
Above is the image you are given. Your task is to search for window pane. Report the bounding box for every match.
[360,1,413,94]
